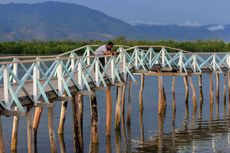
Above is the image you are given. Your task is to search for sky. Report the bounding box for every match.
[0,0,230,25]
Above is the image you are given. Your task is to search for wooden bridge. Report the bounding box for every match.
[0,45,230,153]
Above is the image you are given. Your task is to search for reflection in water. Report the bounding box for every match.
[115,130,121,153]
[58,135,66,153]
[89,143,99,153]
[106,137,111,153]
[139,108,144,145]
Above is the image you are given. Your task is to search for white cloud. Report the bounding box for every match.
[207,25,225,31]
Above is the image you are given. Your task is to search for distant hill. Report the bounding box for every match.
[0,1,230,41]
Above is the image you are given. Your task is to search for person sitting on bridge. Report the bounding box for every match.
[95,41,115,69]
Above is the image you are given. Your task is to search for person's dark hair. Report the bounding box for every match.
[107,41,114,46]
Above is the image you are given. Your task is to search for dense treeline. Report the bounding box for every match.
[0,38,229,55]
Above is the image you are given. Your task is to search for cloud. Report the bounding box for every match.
[207,25,225,31]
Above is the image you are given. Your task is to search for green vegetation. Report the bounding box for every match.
[0,39,229,55]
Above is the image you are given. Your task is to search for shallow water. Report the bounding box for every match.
[1,73,230,153]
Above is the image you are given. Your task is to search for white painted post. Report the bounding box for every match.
[78,60,83,90]
[86,46,91,65]
[3,65,10,109]
[123,52,126,81]
[33,58,40,102]
[192,55,197,72]
[212,54,216,71]
[57,59,63,95]
[134,47,138,69]
[71,52,75,72]
[111,57,115,84]
[13,58,18,84]
[149,48,152,66]
[227,54,230,68]
[178,52,183,73]
[162,47,166,68]
[95,58,99,86]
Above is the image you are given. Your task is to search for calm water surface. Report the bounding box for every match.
[1,73,230,153]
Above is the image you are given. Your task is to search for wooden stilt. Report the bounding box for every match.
[58,134,66,153]
[158,114,164,153]
[115,86,123,130]
[183,76,189,103]
[121,85,126,116]
[224,73,227,103]
[158,73,164,115]
[26,107,34,153]
[139,106,144,144]
[216,73,220,100]
[33,107,42,152]
[126,79,132,125]
[210,73,213,104]
[48,108,57,153]
[198,75,203,103]
[228,72,230,98]
[106,137,112,153]
[121,113,128,152]
[172,76,176,111]
[0,117,5,153]
[115,130,121,153]
[189,75,197,108]
[72,94,84,152]
[139,74,145,109]
[11,108,19,151]
[58,100,68,135]
[106,87,112,137]
[172,105,176,146]
[90,92,99,144]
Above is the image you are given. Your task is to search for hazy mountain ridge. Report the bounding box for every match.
[0,1,230,41]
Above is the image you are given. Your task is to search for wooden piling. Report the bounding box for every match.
[216,73,220,100]
[11,108,19,151]
[224,73,227,103]
[0,117,5,153]
[210,73,213,104]
[198,75,203,103]
[158,73,164,114]
[33,107,42,152]
[158,114,164,153]
[228,72,230,98]
[115,130,121,153]
[189,75,197,108]
[90,92,99,144]
[72,93,84,152]
[48,108,57,153]
[126,79,132,125]
[183,76,189,103]
[139,106,144,144]
[172,76,176,111]
[121,85,126,116]
[106,87,112,137]
[58,100,68,135]
[26,107,34,153]
[115,86,123,130]
[139,74,145,109]
[58,134,66,153]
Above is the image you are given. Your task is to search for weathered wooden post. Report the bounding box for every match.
[0,117,5,153]
[198,74,203,103]
[121,85,126,116]
[139,106,144,144]
[33,107,42,151]
[115,130,121,153]
[57,60,67,135]
[27,107,34,153]
[90,91,99,144]
[106,137,112,153]
[210,73,214,104]
[115,86,123,130]
[139,74,145,110]
[172,76,176,111]
[48,107,57,153]
[189,75,197,108]
[158,114,164,153]
[183,75,189,103]
[106,86,112,137]
[216,73,220,100]
[126,79,132,125]
[72,93,83,152]
[58,134,66,153]
[11,59,19,152]
[224,73,227,103]
[158,72,164,114]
